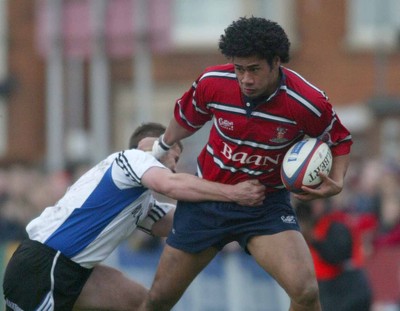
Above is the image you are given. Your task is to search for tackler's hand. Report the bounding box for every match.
[231,180,266,206]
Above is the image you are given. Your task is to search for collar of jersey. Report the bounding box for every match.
[242,67,286,107]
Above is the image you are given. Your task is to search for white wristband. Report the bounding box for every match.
[152,139,169,159]
[159,134,173,150]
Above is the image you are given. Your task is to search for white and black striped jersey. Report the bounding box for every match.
[26,149,173,268]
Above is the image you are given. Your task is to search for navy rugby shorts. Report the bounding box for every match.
[166,189,300,253]
[3,239,92,311]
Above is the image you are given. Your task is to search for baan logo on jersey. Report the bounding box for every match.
[270,127,289,143]
[218,118,234,131]
[221,142,281,166]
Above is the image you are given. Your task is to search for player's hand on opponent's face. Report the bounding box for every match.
[293,172,343,202]
[233,179,266,206]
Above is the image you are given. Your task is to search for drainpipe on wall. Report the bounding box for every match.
[0,0,8,156]
[45,0,65,172]
[89,0,110,163]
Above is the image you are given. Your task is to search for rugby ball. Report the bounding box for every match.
[281,138,332,193]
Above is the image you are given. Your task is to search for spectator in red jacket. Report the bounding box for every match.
[296,199,373,311]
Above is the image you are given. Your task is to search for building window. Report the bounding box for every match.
[381,118,400,161]
[172,0,297,50]
[346,0,400,50]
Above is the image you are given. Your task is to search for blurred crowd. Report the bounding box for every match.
[0,161,89,242]
[293,156,400,311]
[337,156,400,250]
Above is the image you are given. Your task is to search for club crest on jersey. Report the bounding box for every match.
[218,118,234,131]
[270,127,288,143]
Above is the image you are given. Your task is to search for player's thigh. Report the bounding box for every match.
[247,230,317,296]
[73,264,148,311]
[149,245,219,301]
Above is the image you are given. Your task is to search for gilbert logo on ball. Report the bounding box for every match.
[281,138,332,193]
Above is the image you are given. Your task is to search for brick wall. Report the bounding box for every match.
[3,0,400,164]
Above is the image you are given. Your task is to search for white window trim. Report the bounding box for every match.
[171,0,297,51]
[345,0,400,51]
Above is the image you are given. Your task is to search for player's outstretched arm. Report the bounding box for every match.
[141,167,265,206]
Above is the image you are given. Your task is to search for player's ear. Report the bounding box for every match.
[271,56,280,69]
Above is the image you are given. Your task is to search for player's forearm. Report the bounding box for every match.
[163,118,193,146]
[152,119,194,160]
[162,173,235,202]
[329,153,350,188]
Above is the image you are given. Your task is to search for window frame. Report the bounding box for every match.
[171,0,297,51]
[346,0,400,51]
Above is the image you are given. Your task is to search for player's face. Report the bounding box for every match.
[159,145,181,173]
[233,55,281,99]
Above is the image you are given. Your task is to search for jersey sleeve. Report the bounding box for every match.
[112,149,167,189]
[174,71,213,132]
[137,200,175,235]
[294,94,352,157]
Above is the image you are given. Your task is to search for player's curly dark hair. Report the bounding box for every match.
[219,17,290,66]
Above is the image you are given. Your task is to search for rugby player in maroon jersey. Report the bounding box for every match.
[140,17,352,311]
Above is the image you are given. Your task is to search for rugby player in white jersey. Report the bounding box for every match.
[2,122,265,311]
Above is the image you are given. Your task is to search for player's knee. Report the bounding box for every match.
[145,299,173,311]
[290,278,320,307]
[145,292,176,311]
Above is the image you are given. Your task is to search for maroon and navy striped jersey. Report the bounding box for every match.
[174,64,352,193]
